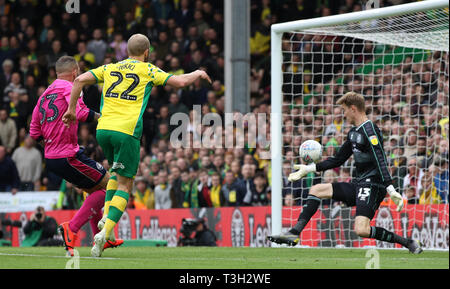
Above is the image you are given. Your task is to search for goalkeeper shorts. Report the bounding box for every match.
[331,181,387,220]
[96,129,140,178]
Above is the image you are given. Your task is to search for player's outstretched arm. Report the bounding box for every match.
[62,71,97,127]
[288,139,353,182]
[166,69,212,88]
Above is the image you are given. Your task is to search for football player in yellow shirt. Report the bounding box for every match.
[63,33,211,257]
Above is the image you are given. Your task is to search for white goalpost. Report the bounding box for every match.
[271,0,449,249]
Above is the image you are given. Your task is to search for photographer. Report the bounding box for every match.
[178,218,217,247]
[21,206,62,247]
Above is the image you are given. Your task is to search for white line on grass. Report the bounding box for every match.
[0,252,122,260]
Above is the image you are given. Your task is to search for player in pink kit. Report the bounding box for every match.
[29,56,123,256]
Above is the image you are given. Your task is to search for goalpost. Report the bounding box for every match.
[271,0,449,249]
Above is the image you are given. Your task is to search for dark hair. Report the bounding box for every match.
[254,172,266,180]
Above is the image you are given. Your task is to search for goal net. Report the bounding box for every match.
[270,0,449,250]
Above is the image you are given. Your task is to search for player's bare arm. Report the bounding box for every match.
[167,69,212,88]
[62,71,97,127]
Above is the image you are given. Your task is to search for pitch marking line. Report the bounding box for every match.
[0,252,123,260]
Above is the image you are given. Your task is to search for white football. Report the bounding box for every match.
[299,140,322,164]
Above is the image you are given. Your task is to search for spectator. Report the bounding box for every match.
[404,185,419,205]
[323,170,338,184]
[64,29,79,56]
[168,92,189,118]
[209,172,225,207]
[192,9,209,38]
[433,155,449,204]
[3,72,27,104]
[402,158,424,202]
[169,165,184,208]
[154,170,172,209]
[140,17,159,43]
[437,138,449,159]
[180,169,192,208]
[0,108,17,154]
[105,16,116,43]
[250,14,270,61]
[77,13,92,42]
[0,59,14,97]
[251,172,270,206]
[46,39,67,68]
[221,170,245,206]
[11,135,41,191]
[173,0,193,28]
[239,163,256,206]
[132,176,155,209]
[168,56,185,75]
[154,0,173,27]
[155,30,170,60]
[18,55,31,84]
[185,168,209,208]
[419,170,442,204]
[230,159,241,179]
[0,145,20,193]
[197,168,212,207]
[87,29,108,67]
[109,32,128,61]
[74,41,95,71]
[39,14,53,44]
[21,206,62,247]
[324,107,344,136]
[403,128,418,158]
[212,154,225,177]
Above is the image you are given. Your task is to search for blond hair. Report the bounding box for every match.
[55,56,78,74]
[127,34,150,57]
[336,92,365,112]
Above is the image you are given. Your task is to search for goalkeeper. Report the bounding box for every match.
[267,92,423,254]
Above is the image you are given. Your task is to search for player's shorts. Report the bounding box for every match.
[45,147,107,190]
[96,129,140,178]
[331,180,387,220]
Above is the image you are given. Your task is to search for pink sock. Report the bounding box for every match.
[89,207,102,235]
[69,189,105,234]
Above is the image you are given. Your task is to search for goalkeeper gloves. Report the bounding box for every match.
[288,163,316,182]
[386,185,404,212]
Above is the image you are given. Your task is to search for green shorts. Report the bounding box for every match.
[96,129,140,178]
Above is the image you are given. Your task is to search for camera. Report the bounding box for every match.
[1,219,22,228]
[178,218,202,246]
[35,213,42,220]
[0,219,22,241]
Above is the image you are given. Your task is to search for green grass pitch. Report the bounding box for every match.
[0,246,447,269]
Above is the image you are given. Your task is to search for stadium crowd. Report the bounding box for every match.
[0,0,448,211]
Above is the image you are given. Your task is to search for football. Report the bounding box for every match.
[299,140,323,164]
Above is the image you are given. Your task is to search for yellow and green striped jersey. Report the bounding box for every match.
[89,58,172,138]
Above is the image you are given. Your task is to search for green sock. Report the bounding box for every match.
[103,175,117,218]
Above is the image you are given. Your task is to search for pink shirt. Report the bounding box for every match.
[30,79,93,159]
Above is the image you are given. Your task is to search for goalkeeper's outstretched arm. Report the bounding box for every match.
[288,140,353,182]
[315,139,353,172]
